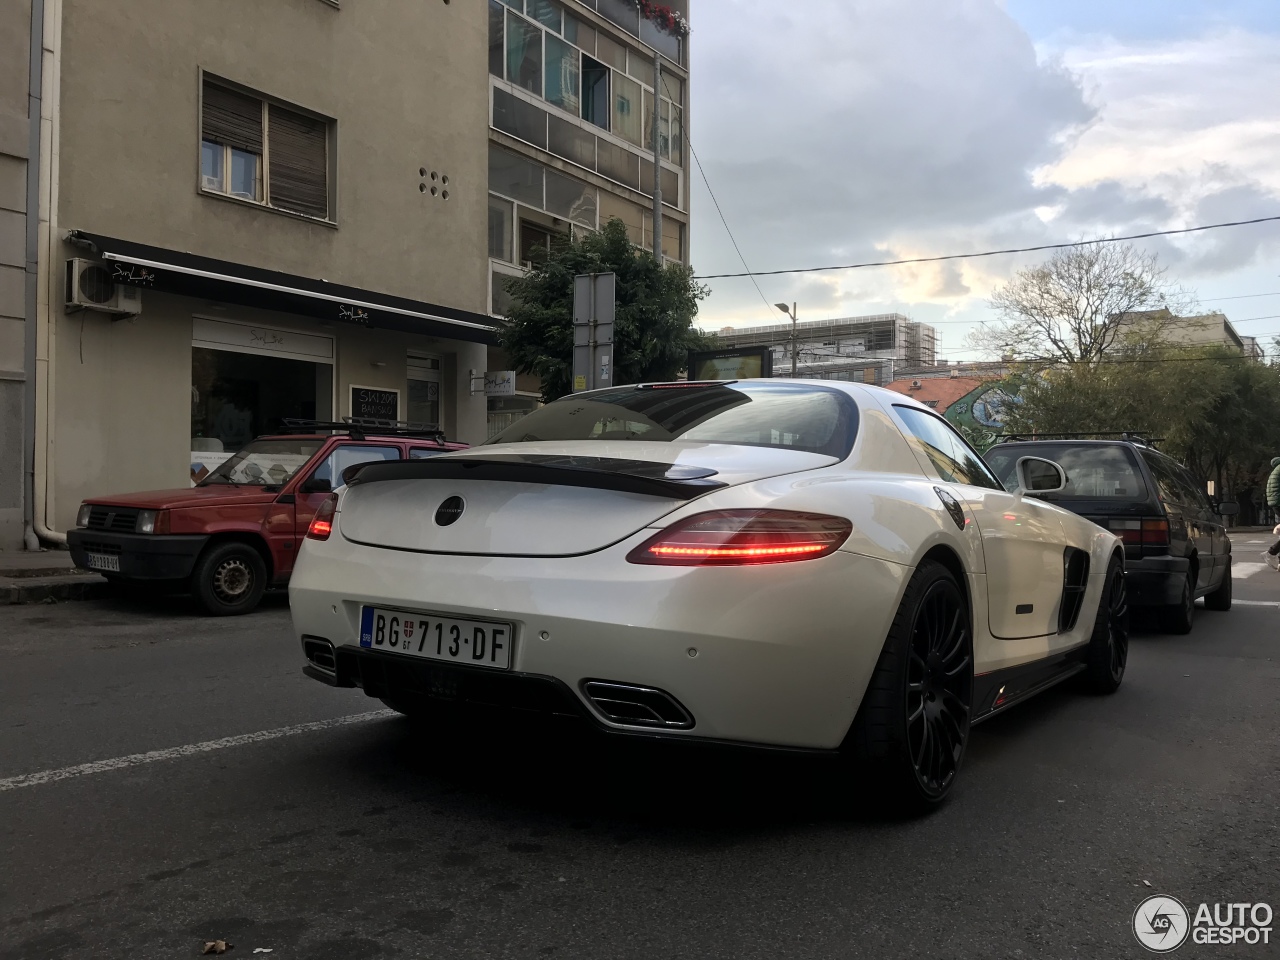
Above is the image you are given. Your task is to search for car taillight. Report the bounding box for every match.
[626,510,852,566]
[1109,519,1142,545]
[307,494,338,541]
[1141,518,1169,546]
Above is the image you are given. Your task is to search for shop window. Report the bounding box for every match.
[488,194,514,261]
[190,344,333,483]
[487,395,540,439]
[407,352,442,429]
[201,77,331,219]
[545,34,580,115]
[506,11,543,96]
[581,56,610,130]
[492,88,548,149]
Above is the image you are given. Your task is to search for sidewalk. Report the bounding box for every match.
[0,550,108,604]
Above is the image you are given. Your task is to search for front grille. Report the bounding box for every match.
[78,539,123,556]
[86,506,140,532]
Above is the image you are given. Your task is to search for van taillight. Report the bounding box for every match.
[307,494,338,540]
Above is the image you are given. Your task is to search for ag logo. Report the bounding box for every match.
[434,496,465,527]
[1133,895,1190,953]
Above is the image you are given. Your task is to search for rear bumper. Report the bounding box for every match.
[289,535,909,751]
[1124,554,1190,607]
[67,530,208,580]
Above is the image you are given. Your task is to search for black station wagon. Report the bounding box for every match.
[984,437,1237,634]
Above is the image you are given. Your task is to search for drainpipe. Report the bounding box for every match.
[21,0,46,549]
[31,0,65,546]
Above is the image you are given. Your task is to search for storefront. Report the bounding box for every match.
[51,232,499,531]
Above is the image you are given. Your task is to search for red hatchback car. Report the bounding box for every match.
[67,422,467,615]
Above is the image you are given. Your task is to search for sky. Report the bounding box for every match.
[685,0,1280,361]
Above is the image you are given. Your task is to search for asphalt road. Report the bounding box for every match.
[1,534,1277,960]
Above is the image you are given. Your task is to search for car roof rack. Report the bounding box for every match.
[276,418,451,444]
[996,431,1163,448]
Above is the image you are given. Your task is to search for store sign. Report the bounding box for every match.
[192,317,333,361]
[350,385,400,422]
[484,370,516,396]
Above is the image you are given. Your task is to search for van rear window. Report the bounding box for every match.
[984,444,1148,499]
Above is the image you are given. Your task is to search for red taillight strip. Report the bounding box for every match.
[627,509,852,566]
[306,495,338,541]
[649,543,829,559]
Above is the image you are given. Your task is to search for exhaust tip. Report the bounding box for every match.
[581,681,694,729]
[303,637,336,672]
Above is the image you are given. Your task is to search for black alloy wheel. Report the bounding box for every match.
[844,560,973,813]
[1084,556,1129,693]
[1158,568,1195,635]
[905,578,973,795]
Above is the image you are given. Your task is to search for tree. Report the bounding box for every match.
[498,218,714,402]
[968,243,1193,365]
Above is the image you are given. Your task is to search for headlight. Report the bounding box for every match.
[76,504,92,528]
[135,510,168,534]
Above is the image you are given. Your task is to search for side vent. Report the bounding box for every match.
[1059,548,1090,633]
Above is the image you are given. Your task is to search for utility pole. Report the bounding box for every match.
[651,49,662,261]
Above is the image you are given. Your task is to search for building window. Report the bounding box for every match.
[200,77,331,220]
[489,194,514,261]
[506,11,543,96]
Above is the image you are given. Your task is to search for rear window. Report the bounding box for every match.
[984,443,1149,499]
[484,382,859,458]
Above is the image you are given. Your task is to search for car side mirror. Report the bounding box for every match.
[1014,456,1067,495]
[1216,501,1239,517]
[300,477,332,495]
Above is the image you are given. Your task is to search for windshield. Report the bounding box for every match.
[199,439,325,487]
[984,443,1149,499]
[485,382,859,458]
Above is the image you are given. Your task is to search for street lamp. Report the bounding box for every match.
[775,302,798,376]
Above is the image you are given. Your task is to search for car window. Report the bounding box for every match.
[894,405,1002,490]
[984,443,1148,499]
[409,447,450,459]
[1141,452,1185,507]
[1171,462,1212,515]
[485,382,859,459]
[309,445,400,490]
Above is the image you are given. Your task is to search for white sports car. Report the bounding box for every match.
[289,380,1128,810]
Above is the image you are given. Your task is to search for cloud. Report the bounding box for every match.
[689,5,1280,338]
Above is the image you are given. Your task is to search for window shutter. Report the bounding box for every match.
[268,105,328,219]
[202,81,263,153]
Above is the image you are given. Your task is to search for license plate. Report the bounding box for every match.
[359,606,512,670]
[85,553,120,572]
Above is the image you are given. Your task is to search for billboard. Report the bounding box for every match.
[686,346,774,381]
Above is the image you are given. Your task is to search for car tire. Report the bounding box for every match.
[1202,559,1232,612]
[1158,569,1195,635]
[1082,555,1128,694]
[843,560,973,814]
[190,542,267,616]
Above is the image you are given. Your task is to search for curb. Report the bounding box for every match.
[1,573,110,605]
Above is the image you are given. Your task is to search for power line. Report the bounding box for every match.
[659,75,775,323]
[1202,291,1280,302]
[693,215,1280,280]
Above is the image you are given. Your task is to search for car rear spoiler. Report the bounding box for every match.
[341,454,727,500]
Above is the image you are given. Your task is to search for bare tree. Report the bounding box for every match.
[967,243,1194,365]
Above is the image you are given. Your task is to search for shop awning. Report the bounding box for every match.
[67,231,500,346]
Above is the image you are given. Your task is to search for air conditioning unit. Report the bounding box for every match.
[911,379,923,389]
[65,259,142,316]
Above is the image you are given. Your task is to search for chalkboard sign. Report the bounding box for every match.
[350,385,400,422]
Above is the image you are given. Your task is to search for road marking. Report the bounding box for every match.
[1232,599,1280,607]
[1233,562,1269,579]
[0,709,395,793]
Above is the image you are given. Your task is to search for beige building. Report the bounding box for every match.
[1,0,692,549]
